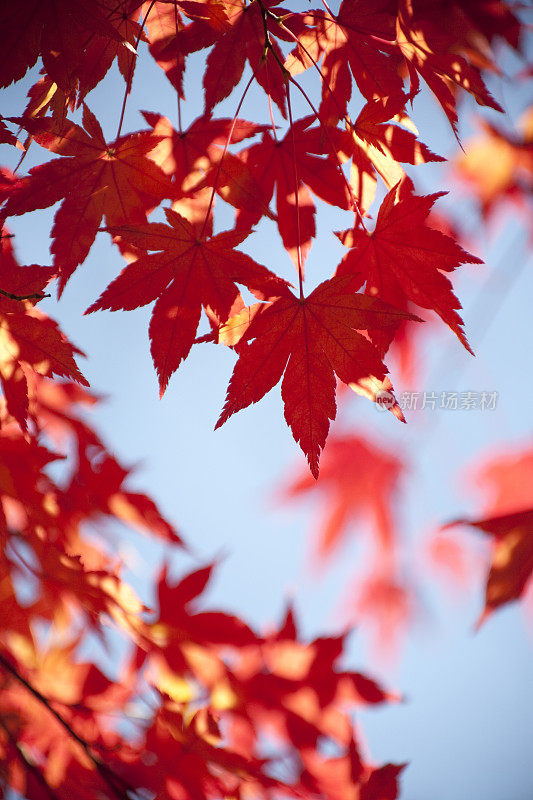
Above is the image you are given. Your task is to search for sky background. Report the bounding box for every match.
[2,10,533,799]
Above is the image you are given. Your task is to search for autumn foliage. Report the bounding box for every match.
[0,1,532,799]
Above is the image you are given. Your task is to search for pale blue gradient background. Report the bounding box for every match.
[2,17,533,800]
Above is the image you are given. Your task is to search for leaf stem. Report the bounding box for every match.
[264,59,279,142]
[286,84,305,300]
[288,76,368,230]
[115,0,157,142]
[173,0,183,134]
[13,137,32,173]
[198,71,257,240]
[264,8,367,228]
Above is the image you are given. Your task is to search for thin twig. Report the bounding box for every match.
[0,288,50,302]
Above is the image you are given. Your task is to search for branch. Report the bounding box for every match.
[0,650,138,800]
[0,288,50,302]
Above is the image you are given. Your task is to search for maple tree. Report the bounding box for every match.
[0,1,532,799]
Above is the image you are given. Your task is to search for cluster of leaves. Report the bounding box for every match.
[2,0,524,476]
[0,1,532,799]
[279,92,533,645]
[277,98,533,646]
[0,292,402,799]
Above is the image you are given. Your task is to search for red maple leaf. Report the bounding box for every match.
[216,277,417,477]
[282,433,405,560]
[235,118,352,267]
[0,0,132,93]
[176,0,296,116]
[86,209,287,394]
[142,110,268,200]
[286,2,403,125]
[75,0,144,103]
[447,509,533,625]
[335,179,482,355]
[341,95,445,209]
[396,0,503,135]
[0,229,87,429]
[143,0,188,95]
[471,443,533,517]
[3,106,174,293]
[443,442,533,622]
[0,309,89,427]
[133,703,277,800]
[137,563,259,675]
[143,0,232,95]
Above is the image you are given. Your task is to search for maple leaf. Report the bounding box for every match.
[75,0,144,103]
[0,228,86,428]
[396,0,503,135]
[144,0,188,95]
[263,607,394,709]
[139,563,259,676]
[440,442,533,621]
[134,703,279,800]
[22,71,75,130]
[235,118,352,268]
[176,0,295,117]
[282,433,405,560]
[0,309,89,427]
[216,277,417,477]
[142,110,268,204]
[205,606,394,761]
[3,106,174,293]
[286,2,403,126]
[470,442,533,517]
[335,179,482,356]
[455,113,533,218]
[86,209,287,395]
[447,509,533,625]
[144,0,232,94]
[0,0,131,93]
[0,117,21,149]
[339,95,445,211]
